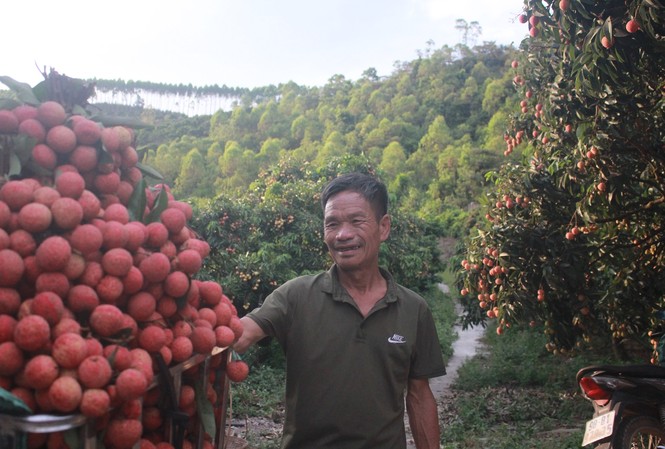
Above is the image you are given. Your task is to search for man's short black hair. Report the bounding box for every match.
[320,172,388,219]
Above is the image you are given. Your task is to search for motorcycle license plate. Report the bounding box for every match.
[582,410,615,446]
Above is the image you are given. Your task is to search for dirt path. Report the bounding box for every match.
[404,288,486,448]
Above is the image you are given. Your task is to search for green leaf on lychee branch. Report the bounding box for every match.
[0,76,40,105]
[0,386,32,415]
[136,161,164,181]
[128,177,147,222]
[195,379,216,437]
[145,187,170,224]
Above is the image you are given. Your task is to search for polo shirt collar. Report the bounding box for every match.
[323,264,399,305]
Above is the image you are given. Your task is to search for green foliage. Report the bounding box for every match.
[191,155,446,314]
[459,0,665,355]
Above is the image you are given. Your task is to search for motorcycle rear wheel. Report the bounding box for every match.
[610,415,665,449]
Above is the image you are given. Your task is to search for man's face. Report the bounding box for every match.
[323,191,390,272]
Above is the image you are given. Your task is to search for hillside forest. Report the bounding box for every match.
[2,0,662,363]
[88,41,519,319]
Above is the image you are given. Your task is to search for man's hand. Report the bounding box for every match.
[232,316,267,354]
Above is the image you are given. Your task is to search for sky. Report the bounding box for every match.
[3,0,528,90]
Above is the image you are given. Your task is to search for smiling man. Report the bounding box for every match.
[234,172,445,449]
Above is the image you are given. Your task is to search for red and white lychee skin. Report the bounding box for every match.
[55,171,86,199]
[0,249,25,287]
[79,388,111,418]
[0,109,19,133]
[35,235,71,272]
[51,197,84,230]
[48,375,83,413]
[23,354,59,390]
[72,117,102,145]
[115,368,148,401]
[36,101,67,128]
[51,332,88,369]
[101,247,133,277]
[0,341,24,376]
[77,355,113,389]
[89,304,125,337]
[0,180,34,211]
[14,315,51,352]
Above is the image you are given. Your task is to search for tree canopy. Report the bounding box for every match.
[458,0,665,358]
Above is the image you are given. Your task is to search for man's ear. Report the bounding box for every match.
[380,214,391,242]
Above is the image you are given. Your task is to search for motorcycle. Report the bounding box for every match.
[577,364,665,448]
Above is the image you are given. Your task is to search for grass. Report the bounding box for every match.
[440,321,619,449]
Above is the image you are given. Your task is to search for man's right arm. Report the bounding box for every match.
[233,316,267,354]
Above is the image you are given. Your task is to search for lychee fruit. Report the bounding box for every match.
[0,341,24,376]
[0,313,18,341]
[164,271,189,298]
[101,247,133,277]
[145,222,169,248]
[46,125,77,154]
[160,208,186,235]
[52,332,88,369]
[69,145,99,172]
[137,325,166,353]
[0,109,19,133]
[226,360,249,382]
[48,375,83,413]
[23,354,59,390]
[69,223,104,255]
[89,304,125,337]
[31,143,58,170]
[215,325,236,347]
[190,326,216,355]
[94,171,121,195]
[0,249,25,287]
[174,249,202,275]
[79,388,111,418]
[78,355,113,389]
[127,292,156,322]
[115,368,148,401]
[95,275,124,303]
[14,314,51,352]
[51,197,84,230]
[79,189,101,221]
[72,117,102,145]
[0,180,34,211]
[102,220,129,249]
[104,203,130,224]
[36,101,67,128]
[33,186,61,207]
[170,335,194,362]
[139,252,171,283]
[31,291,65,326]
[36,235,71,271]
[104,418,143,449]
[199,280,222,306]
[9,229,37,257]
[55,171,85,199]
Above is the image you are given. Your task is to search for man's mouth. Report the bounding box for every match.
[336,245,361,253]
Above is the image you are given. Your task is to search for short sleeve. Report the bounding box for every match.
[246,285,291,347]
[410,304,446,379]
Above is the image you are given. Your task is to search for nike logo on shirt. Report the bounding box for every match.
[388,334,406,344]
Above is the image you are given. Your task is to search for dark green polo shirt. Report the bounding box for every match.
[247,265,446,449]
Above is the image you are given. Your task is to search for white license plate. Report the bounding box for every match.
[582,410,616,446]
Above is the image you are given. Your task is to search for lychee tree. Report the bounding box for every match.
[458,0,665,357]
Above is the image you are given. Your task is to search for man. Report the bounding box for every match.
[234,172,445,449]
